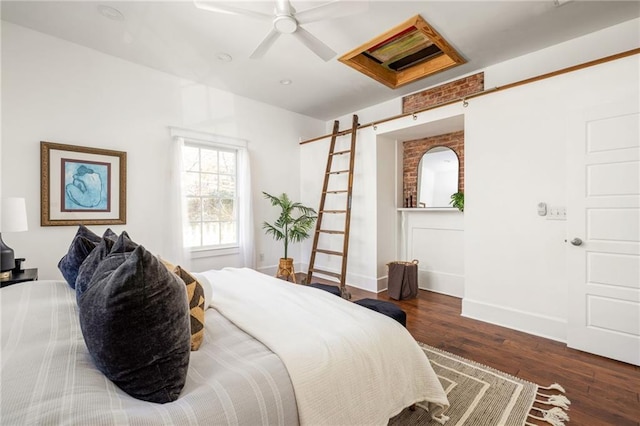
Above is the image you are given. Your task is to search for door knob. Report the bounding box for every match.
[570,237,583,246]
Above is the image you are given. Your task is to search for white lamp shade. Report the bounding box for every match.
[1,197,28,232]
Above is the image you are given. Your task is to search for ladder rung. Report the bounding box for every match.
[328,170,349,175]
[330,150,351,156]
[321,210,347,214]
[318,229,345,234]
[315,249,344,256]
[324,190,348,194]
[311,268,341,279]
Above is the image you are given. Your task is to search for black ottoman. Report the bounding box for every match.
[308,283,341,297]
[354,298,406,327]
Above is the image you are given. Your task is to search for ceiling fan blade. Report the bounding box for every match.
[250,29,282,59]
[293,26,336,61]
[193,0,271,21]
[296,1,369,25]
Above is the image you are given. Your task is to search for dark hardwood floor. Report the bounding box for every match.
[307,275,640,426]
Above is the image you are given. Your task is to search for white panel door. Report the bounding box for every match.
[567,99,640,366]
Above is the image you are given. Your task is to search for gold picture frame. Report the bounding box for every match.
[41,141,127,226]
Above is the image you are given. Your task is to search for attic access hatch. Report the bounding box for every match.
[339,15,465,89]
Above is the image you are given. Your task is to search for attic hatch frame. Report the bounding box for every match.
[339,15,466,89]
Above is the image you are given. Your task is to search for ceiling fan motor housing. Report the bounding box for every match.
[273,14,298,33]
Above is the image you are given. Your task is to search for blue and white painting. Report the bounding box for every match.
[62,159,110,211]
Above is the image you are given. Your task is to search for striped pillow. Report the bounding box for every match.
[173,266,206,351]
[159,259,206,351]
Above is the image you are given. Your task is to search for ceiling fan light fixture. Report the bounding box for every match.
[215,52,233,62]
[97,4,124,21]
[273,15,298,34]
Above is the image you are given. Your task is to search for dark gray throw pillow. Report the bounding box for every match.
[109,229,138,254]
[58,225,102,289]
[78,245,191,404]
[75,230,135,301]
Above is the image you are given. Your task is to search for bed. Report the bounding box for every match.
[1,266,449,425]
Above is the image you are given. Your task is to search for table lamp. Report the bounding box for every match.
[1,197,28,280]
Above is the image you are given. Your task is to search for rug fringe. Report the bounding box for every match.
[535,393,571,409]
[528,383,571,425]
[538,383,566,393]
[529,407,570,426]
[529,406,571,425]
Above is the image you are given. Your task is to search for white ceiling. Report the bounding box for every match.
[2,1,638,121]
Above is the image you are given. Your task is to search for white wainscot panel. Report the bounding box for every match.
[402,210,464,297]
[587,161,639,196]
[411,228,464,274]
[588,208,640,242]
[588,295,640,336]
[587,112,640,152]
[588,252,640,289]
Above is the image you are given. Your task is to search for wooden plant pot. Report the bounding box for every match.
[275,257,296,283]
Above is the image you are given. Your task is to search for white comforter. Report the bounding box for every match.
[199,267,449,426]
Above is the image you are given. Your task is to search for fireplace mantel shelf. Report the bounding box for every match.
[397,208,460,212]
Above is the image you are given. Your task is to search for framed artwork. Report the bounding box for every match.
[41,141,127,226]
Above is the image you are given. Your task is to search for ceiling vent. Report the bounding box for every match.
[339,15,465,89]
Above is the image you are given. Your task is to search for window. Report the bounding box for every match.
[182,143,238,249]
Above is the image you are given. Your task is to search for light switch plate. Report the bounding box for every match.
[546,206,566,220]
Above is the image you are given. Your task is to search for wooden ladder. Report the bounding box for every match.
[307,114,359,299]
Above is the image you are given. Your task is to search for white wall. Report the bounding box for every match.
[484,16,640,90]
[0,19,3,209]
[0,22,324,280]
[463,54,639,342]
[375,134,397,291]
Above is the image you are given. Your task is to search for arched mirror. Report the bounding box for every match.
[417,146,459,208]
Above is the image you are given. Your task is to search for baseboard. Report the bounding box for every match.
[255,265,276,276]
[462,298,567,343]
[376,270,464,297]
[345,270,379,293]
[418,270,464,298]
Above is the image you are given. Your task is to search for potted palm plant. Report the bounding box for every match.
[450,192,464,212]
[262,192,317,282]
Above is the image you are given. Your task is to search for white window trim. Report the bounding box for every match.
[191,245,240,259]
[170,127,249,258]
[170,126,248,149]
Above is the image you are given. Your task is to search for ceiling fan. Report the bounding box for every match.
[194,0,367,61]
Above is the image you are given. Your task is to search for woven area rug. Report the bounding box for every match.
[389,343,571,426]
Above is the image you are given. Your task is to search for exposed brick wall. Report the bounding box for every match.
[403,131,464,207]
[402,73,484,114]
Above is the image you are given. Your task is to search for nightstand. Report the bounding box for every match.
[0,268,38,288]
